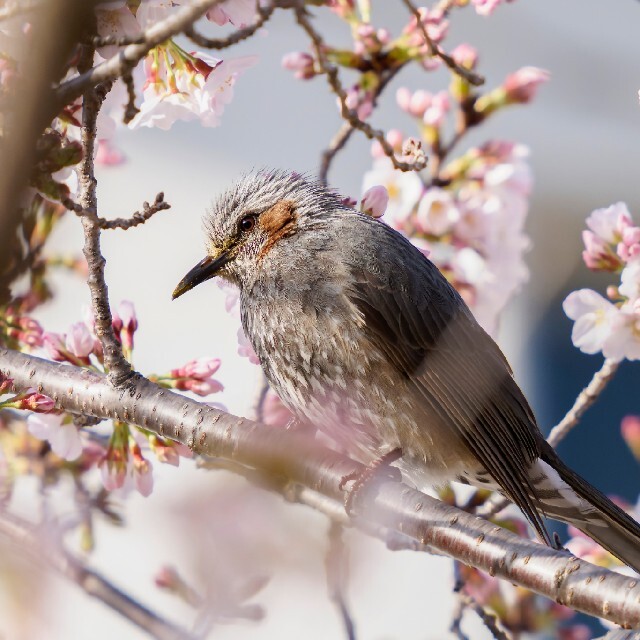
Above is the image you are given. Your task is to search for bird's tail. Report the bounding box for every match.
[532,447,640,573]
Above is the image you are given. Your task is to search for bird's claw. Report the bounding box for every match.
[340,448,403,516]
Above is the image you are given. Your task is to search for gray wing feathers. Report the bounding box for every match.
[344,218,550,541]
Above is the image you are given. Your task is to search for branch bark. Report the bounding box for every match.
[1,348,639,629]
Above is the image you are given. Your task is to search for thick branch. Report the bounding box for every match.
[1,349,639,629]
[55,0,224,109]
[0,511,194,640]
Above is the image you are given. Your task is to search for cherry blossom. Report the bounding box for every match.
[65,322,94,359]
[207,0,260,28]
[562,289,619,356]
[416,188,460,235]
[27,413,83,460]
[362,158,422,228]
[95,1,141,59]
[360,185,389,218]
[281,52,316,80]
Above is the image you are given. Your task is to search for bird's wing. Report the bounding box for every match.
[345,219,549,541]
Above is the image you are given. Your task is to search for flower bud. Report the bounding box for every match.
[360,185,389,218]
[281,52,315,80]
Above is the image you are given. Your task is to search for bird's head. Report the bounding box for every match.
[172,170,348,299]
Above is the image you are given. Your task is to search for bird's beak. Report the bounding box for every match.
[172,251,231,300]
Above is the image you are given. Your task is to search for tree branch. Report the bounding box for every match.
[55,0,225,110]
[75,55,133,387]
[1,349,639,629]
[547,358,619,447]
[0,510,195,640]
[295,7,426,173]
[399,0,484,86]
[184,3,274,49]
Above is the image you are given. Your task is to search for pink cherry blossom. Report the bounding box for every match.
[586,202,632,244]
[451,43,478,68]
[238,327,260,365]
[503,67,549,104]
[27,413,83,460]
[416,188,460,235]
[135,0,175,28]
[343,85,373,121]
[582,230,622,272]
[621,415,640,460]
[43,332,67,361]
[362,158,422,229]
[562,289,619,356]
[113,300,138,350]
[281,52,315,80]
[370,129,404,159]
[619,260,640,303]
[471,0,508,16]
[0,373,12,394]
[604,307,640,361]
[95,138,125,166]
[617,225,640,262]
[206,0,259,27]
[360,185,389,218]
[95,1,141,58]
[423,91,450,128]
[65,322,94,358]
[99,454,127,491]
[132,450,154,497]
[22,391,56,413]
[396,88,431,119]
[178,357,221,380]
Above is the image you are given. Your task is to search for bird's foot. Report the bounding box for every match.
[340,448,403,516]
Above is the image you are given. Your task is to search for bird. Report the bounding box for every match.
[172,169,640,572]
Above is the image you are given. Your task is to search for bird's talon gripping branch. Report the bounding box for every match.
[341,448,403,516]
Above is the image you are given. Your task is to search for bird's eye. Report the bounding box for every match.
[239,215,256,233]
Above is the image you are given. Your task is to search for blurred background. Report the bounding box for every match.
[4,1,640,638]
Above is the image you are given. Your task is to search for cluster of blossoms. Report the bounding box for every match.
[363,140,534,335]
[1,302,222,497]
[563,203,640,360]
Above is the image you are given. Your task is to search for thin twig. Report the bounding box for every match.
[326,522,356,640]
[451,592,513,640]
[100,193,171,231]
[122,71,140,124]
[63,193,170,230]
[185,3,274,49]
[400,0,484,86]
[318,64,404,185]
[0,511,194,640]
[77,49,133,387]
[547,358,619,447]
[478,358,620,518]
[295,7,426,173]
[55,0,225,110]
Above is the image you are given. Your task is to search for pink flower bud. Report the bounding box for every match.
[183,378,224,396]
[181,357,221,380]
[582,230,622,272]
[360,185,389,218]
[95,139,125,166]
[617,226,640,262]
[396,88,432,119]
[423,91,450,128]
[0,373,13,394]
[622,415,640,461]
[99,454,127,491]
[471,0,504,16]
[451,44,478,69]
[155,566,180,590]
[281,52,315,80]
[23,392,55,412]
[65,322,94,358]
[131,444,153,497]
[503,67,549,104]
[113,300,138,350]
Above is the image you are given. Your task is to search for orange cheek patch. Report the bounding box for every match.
[258,200,298,258]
